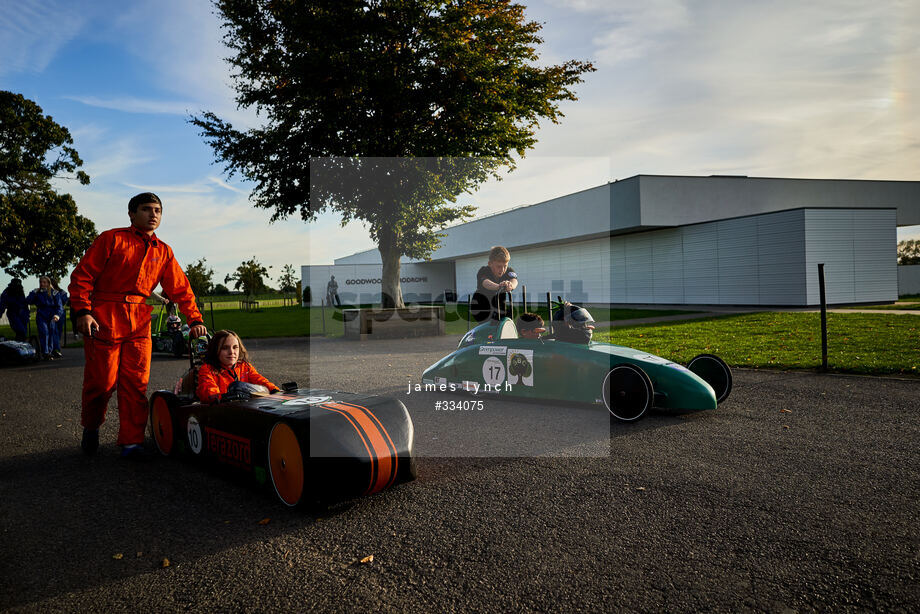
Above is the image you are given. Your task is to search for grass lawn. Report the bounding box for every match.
[594,311,920,375]
[2,306,310,346]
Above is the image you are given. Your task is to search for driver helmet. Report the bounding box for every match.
[552,301,596,343]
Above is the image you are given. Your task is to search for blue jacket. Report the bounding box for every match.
[0,288,30,324]
[26,289,64,321]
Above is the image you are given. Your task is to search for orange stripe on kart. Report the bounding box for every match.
[338,401,399,492]
[322,402,396,495]
[319,404,375,494]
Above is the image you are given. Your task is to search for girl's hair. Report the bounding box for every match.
[39,276,53,297]
[204,330,249,368]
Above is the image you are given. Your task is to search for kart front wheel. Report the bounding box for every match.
[603,364,654,422]
[688,354,733,404]
[268,422,305,507]
[149,393,177,456]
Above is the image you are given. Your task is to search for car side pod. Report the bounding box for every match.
[147,390,416,508]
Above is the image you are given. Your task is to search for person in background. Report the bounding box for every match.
[326,275,340,307]
[26,276,63,360]
[0,278,30,342]
[472,246,519,322]
[49,279,67,358]
[197,329,280,403]
[516,312,546,339]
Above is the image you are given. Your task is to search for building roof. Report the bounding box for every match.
[334,174,920,265]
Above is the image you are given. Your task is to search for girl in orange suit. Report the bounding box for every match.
[69,193,207,459]
[197,330,279,403]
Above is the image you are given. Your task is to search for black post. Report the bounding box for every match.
[467,293,472,331]
[818,263,828,371]
[522,285,527,314]
[321,297,326,336]
[209,301,215,332]
[546,292,552,336]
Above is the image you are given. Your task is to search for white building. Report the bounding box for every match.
[303,175,920,307]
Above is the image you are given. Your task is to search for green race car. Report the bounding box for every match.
[422,302,731,422]
[151,302,189,357]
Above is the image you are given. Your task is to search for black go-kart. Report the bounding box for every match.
[148,337,416,507]
[0,337,38,366]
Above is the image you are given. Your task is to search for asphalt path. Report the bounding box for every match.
[1,336,918,612]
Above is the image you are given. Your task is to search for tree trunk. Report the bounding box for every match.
[379,233,404,309]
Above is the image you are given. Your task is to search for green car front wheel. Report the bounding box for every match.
[603,364,654,422]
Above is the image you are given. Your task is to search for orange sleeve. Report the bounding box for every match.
[159,246,204,325]
[196,364,223,404]
[242,362,279,392]
[67,231,112,314]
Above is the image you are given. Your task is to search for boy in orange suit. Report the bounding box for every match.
[69,193,207,459]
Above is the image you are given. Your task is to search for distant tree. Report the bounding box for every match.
[185,257,215,297]
[212,283,230,295]
[225,257,272,296]
[898,239,920,265]
[0,190,97,279]
[0,90,96,277]
[193,0,594,307]
[277,264,299,293]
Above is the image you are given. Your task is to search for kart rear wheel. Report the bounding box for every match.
[268,422,305,507]
[688,354,733,404]
[603,364,654,421]
[149,393,176,456]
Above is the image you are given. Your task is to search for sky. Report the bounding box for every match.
[1,0,918,294]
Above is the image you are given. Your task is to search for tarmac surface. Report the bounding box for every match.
[1,335,918,612]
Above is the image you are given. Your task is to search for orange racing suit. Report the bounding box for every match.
[69,227,204,445]
[197,361,279,404]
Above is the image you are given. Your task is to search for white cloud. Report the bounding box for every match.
[110,0,260,129]
[208,176,247,194]
[81,138,158,180]
[66,95,197,116]
[0,0,87,75]
[524,0,920,182]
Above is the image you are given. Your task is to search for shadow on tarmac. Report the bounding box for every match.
[0,445,318,610]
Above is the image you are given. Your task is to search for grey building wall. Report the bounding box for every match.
[898,265,920,296]
[804,209,898,304]
[454,208,896,306]
[319,176,915,306]
[334,176,920,267]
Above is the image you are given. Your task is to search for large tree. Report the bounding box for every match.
[0,90,96,278]
[193,0,593,307]
[225,257,272,296]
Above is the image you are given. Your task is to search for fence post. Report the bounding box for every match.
[321,298,326,336]
[818,263,828,371]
